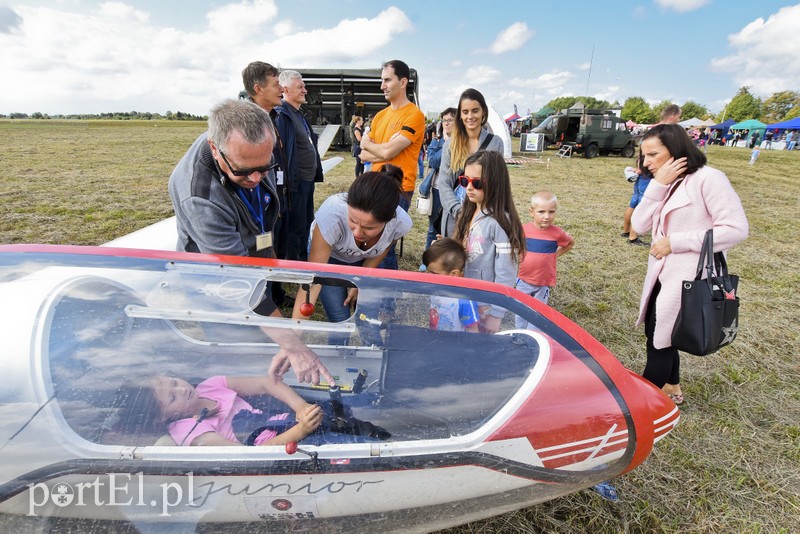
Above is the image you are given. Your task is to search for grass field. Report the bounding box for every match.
[2,120,798,533]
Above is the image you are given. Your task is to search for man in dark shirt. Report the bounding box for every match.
[274,70,323,262]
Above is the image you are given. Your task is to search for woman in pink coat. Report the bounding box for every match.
[632,124,748,404]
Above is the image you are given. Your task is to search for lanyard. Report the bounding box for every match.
[236,184,265,233]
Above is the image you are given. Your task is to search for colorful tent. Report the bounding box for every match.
[709,118,736,130]
[766,117,800,131]
[730,119,767,130]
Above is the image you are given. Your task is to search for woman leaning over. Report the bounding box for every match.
[632,123,748,405]
[436,88,505,238]
[292,164,412,344]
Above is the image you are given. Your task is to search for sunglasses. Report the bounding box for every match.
[219,150,277,177]
[458,175,483,190]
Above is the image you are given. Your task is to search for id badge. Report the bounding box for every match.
[256,231,273,251]
[276,170,284,185]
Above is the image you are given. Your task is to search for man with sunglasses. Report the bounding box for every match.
[169,98,334,386]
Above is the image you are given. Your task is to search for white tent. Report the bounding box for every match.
[678,117,704,128]
[487,106,513,158]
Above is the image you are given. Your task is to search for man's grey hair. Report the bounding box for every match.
[207,99,275,151]
[278,69,302,86]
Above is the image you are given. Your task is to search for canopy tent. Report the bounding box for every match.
[700,118,717,127]
[730,119,767,143]
[533,106,556,119]
[678,117,704,128]
[709,118,736,131]
[766,116,800,130]
[730,119,767,130]
[503,112,521,122]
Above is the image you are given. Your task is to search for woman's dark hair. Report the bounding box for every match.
[347,164,404,222]
[453,150,525,262]
[642,123,707,175]
[438,106,457,137]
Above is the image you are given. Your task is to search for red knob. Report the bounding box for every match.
[299,302,315,317]
[285,442,298,455]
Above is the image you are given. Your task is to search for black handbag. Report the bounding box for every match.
[671,229,739,356]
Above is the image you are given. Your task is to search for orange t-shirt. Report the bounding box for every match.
[368,102,425,192]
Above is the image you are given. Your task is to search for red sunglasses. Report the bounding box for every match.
[458,175,483,190]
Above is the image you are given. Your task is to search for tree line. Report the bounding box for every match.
[545,87,799,125]
[0,110,207,121]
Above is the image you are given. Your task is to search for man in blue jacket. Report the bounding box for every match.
[273,70,323,262]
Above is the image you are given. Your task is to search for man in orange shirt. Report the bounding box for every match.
[359,59,425,269]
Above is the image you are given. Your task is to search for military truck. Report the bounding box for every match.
[533,108,635,158]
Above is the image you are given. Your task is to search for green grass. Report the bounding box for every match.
[2,120,799,532]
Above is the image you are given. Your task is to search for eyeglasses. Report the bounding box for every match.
[458,175,483,190]
[441,118,454,124]
[219,150,277,177]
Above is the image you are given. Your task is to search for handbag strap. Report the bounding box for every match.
[694,229,715,283]
[695,229,736,297]
[713,248,736,297]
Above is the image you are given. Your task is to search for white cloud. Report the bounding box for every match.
[489,22,533,54]
[100,1,149,23]
[710,4,800,97]
[464,65,501,85]
[206,0,278,37]
[0,3,414,114]
[654,0,710,13]
[264,7,412,64]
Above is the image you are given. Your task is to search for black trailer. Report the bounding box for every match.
[240,68,420,149]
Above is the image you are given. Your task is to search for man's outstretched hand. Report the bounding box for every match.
[269,346,335,386]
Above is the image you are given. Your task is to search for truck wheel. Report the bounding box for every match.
[620,143,635,158]
[584,144,599,159]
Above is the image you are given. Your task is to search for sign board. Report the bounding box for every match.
[520,133,544,152]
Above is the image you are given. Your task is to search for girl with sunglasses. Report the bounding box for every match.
[452,150,525,333]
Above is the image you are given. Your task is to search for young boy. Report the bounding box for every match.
[749,145,760,165]
[422,238,480,333]
[516,191,575,329]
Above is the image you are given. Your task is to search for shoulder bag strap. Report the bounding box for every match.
[478,132,495,151]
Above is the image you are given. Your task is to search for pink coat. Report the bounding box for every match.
[631,165,748,349]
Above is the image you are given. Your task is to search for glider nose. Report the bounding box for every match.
[628,370,680,444]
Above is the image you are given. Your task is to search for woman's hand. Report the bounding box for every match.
[343,287,358,307]
[654,156,687,185]
[650,236,672,260]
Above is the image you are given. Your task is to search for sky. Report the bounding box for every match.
[1,0,799,118]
